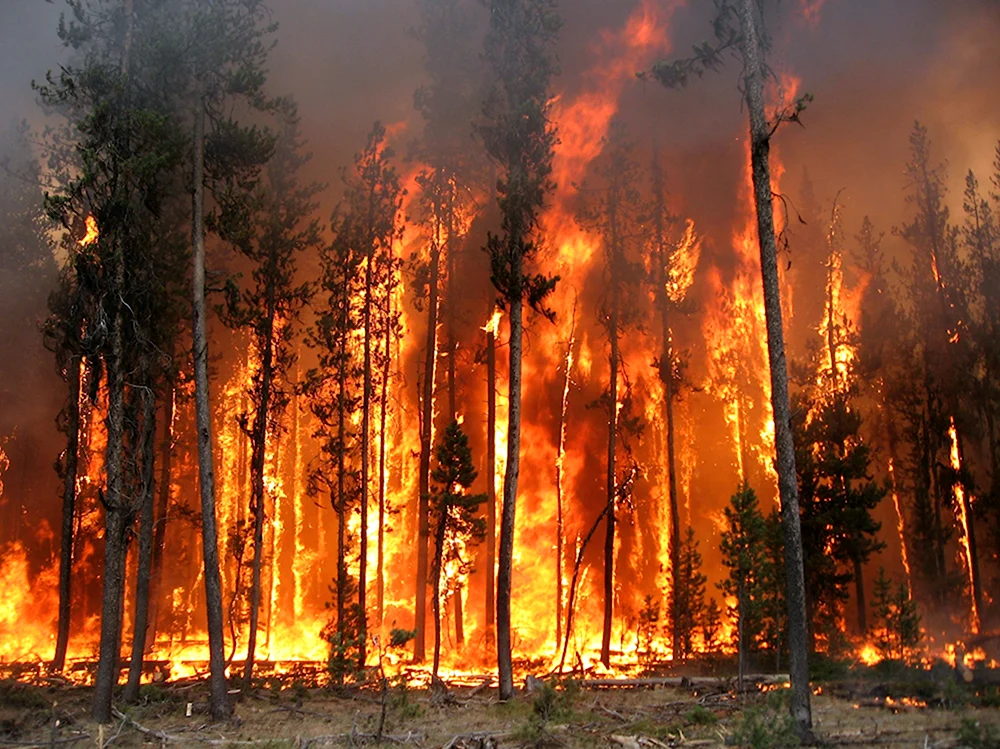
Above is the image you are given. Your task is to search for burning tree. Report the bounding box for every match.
[429,420,487,681]
[576,125,646,668]
[216,110,320,688]
[478,0,562,700]
[411,0,485,659]
[646,0,814,734]
[870,567,921,663]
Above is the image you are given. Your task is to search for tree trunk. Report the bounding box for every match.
[146,383,174,651]
[414,231,440,663]
[432,509,447,680]
[486,309,497,641]
[601,295,619,669]
[497,275,523,701]
[849,556,866,634]
[359,239,375,671]
[555,307,575,651]
[192,98,231,721]
[124,382,157,702]
[652,157,682,661]
[244,301,276,690]
[334,272,350,667]
[738,0,812,736]
[53,357,82,674]
[93,200,129,725]
[956,431,983,632]
[377,290,391,626]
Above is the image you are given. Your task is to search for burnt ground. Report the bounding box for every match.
[1,670,999,748]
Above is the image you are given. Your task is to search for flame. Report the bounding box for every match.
[78,215,99,246]
[887,459,913,591]
[948,417,980,633]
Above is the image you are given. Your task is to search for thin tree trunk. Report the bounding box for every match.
[53,357,82,674]
[192,97,231,721]
[145,382,173,651]
[738,0,812,735]
[853,557,867,634]
[652,156,682,660]
[124,380,157,702]
[244,301,275,690]
[485,308,497,640]
[415,214,441,662]
[956,431,983,632]
[377,292,391,626]
[334,272,350,673]
[555,305,575,651]
[497,276,523,701]
[559,504,610,672]
[432,510,447,680]
[359,240,374,671]
[601,297,619,669]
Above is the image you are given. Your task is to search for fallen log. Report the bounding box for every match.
[579,675,788,689]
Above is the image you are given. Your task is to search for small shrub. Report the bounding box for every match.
[685,705,718,725]
[957,718,1000,749]
[729,706,799,749]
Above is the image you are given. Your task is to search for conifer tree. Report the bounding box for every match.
[577,126,645,667]
[670,527,707,662]
[429,420,486,680]
[217,111,320,688]
[478,0,561,700]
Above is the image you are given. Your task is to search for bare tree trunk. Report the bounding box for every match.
[956,431,983,632]
[738,0,812,736]
[192,97,231,721]
[377,293,391,627]
[146,383,174,650]
[53,357,82,674]
[652,156,682,660]
[414,230,440,662]
[124,380,157,702]
[244,303,276,690]
[601,299,619,669]
[359,241,375,671]
[497,273,523,701]
[334,272,350,671]
[432,510,447,680]
[555,306,575,650]
[485,308,497,641]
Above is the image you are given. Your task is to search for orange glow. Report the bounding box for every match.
[948,417,980,633]
[78,215,99,246]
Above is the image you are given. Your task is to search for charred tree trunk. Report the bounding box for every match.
[124,380,157,703]
[145,383,173,650]
[359,239,375,671]
[53,357,82,674]
[485,309,497,640]
[192,97,231,721]
[497,260,523,701]
[853,556,867,634]
[334,272,350,664]
[956,432,983,632]
[431,506,447,680]
[601,289,619,669]
[651,156,682,660]
[377,288,391,626]
[414,228,440,663]
[738,0,812,735]
[244,298,276,690]
[554,306,575,650]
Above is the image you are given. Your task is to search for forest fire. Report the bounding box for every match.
[1,3,1000,736]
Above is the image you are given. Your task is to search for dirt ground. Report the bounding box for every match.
[1,675,999,748]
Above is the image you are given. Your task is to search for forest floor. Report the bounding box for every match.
[2,668,999,749]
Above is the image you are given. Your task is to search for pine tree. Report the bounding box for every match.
[870,567,921,662]
[646,1,814,732]
[669,527,706,661]
[577,125,645,668]
[429,420,487,680]
[720,484,768,678]
[478,0,561,700]
[216,110,320,689]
